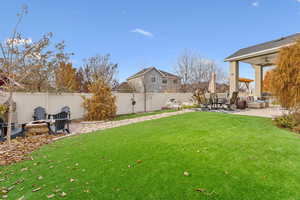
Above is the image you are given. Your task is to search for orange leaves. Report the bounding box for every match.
[271,37,300,110]
[55,62,78,92]
[263,70,273,93]
[0,134,61,166]
[82,80,116,121]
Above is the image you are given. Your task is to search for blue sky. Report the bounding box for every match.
[1,0,300,82]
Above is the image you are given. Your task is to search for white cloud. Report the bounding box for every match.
[131,28,154,37]
[297,0,300,3]
[252,1,259,7]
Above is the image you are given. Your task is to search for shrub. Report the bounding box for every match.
[270,37,300,111]
[273,114,296,129]
[292,124,300,133]
[82,80,117,121]
[0,104,8,116]
[181,104,199,109]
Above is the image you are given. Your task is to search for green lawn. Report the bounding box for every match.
[1,112,300,200]
[113,109,177,121]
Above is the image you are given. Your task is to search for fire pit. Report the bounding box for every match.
[25,120,53,136]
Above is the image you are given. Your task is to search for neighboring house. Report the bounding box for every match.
[126,67,181,93]
[113,82,136,93]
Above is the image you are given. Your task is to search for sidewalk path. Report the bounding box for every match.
[55,109,194,141]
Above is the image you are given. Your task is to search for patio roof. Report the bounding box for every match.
[225,33,300,64]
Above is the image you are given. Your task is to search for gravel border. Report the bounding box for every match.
[54,109,194,141]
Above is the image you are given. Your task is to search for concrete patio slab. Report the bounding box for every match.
[232,106,287,118]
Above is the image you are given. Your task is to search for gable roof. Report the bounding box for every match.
[225,33,300,62]
[127,67,180,80]
[158,69,180,79]
[113,82,135,93]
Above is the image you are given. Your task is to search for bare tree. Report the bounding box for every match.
[173,50,197,86]
[80,54,118,88]
[174,49,227,92]
[19,40,74,92]
[0,6,55,146]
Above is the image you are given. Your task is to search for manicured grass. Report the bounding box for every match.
[113,109,177,121]
[1,112,300,200]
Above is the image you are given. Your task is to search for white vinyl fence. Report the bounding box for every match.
[0,92,193,123]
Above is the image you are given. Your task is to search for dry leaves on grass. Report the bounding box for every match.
[183,171,190,176]
[47,194,55,198]
[195,188,206,192]
[0,134,64,166]
[0,178,24,198]
[60,192,67,197]
[136,160,143,164]
[17,195,25,200]
[69,178,75,182]
[32,187,42,192]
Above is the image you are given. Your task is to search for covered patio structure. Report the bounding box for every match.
[225,33,300,98]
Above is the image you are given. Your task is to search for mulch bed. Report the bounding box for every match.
[0,134,65,166]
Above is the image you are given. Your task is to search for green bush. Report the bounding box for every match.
[181,104,199,109]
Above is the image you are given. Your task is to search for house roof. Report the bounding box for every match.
[158,69,180,79]
[225,33,300,62]
[127,67,180,80]
[113,82,135,92]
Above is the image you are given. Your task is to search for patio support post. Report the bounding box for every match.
[229,61,239,95]
[253,64,263,99]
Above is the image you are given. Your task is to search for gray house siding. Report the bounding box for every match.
[127,68,181,93]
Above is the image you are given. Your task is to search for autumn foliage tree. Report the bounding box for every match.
[270,38,300,111]
[55,62,78,92]
[82,79,116,121]
[263,70,274,92]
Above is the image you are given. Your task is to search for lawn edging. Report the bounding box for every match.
[54,109,194,141]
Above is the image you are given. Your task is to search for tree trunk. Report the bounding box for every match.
[6,91,13,147]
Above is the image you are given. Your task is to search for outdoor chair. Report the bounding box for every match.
[199,93,211,110]
[193,90,210,110]
[210,93,219,109]
[48,110,70,134]
[33,107,47,121]
[224,91,239,110]
[0,118,26,142]
[61,106,71,118]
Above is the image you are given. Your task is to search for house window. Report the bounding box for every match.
[162,79,167,84]
[151,77,156,83]
[173,79,178,84]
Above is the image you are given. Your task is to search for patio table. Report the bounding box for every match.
[25,120,54,136]
[210,94,227,109]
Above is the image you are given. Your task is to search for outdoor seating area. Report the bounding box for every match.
[195,91,238,111]
[0,120,26,142]
[195,90,271,113]
[0,106,71,142]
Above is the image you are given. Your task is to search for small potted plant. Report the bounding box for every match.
[0,104,8,121]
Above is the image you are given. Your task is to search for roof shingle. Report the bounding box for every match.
[225,33,300,61]
[127,67,179,80]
